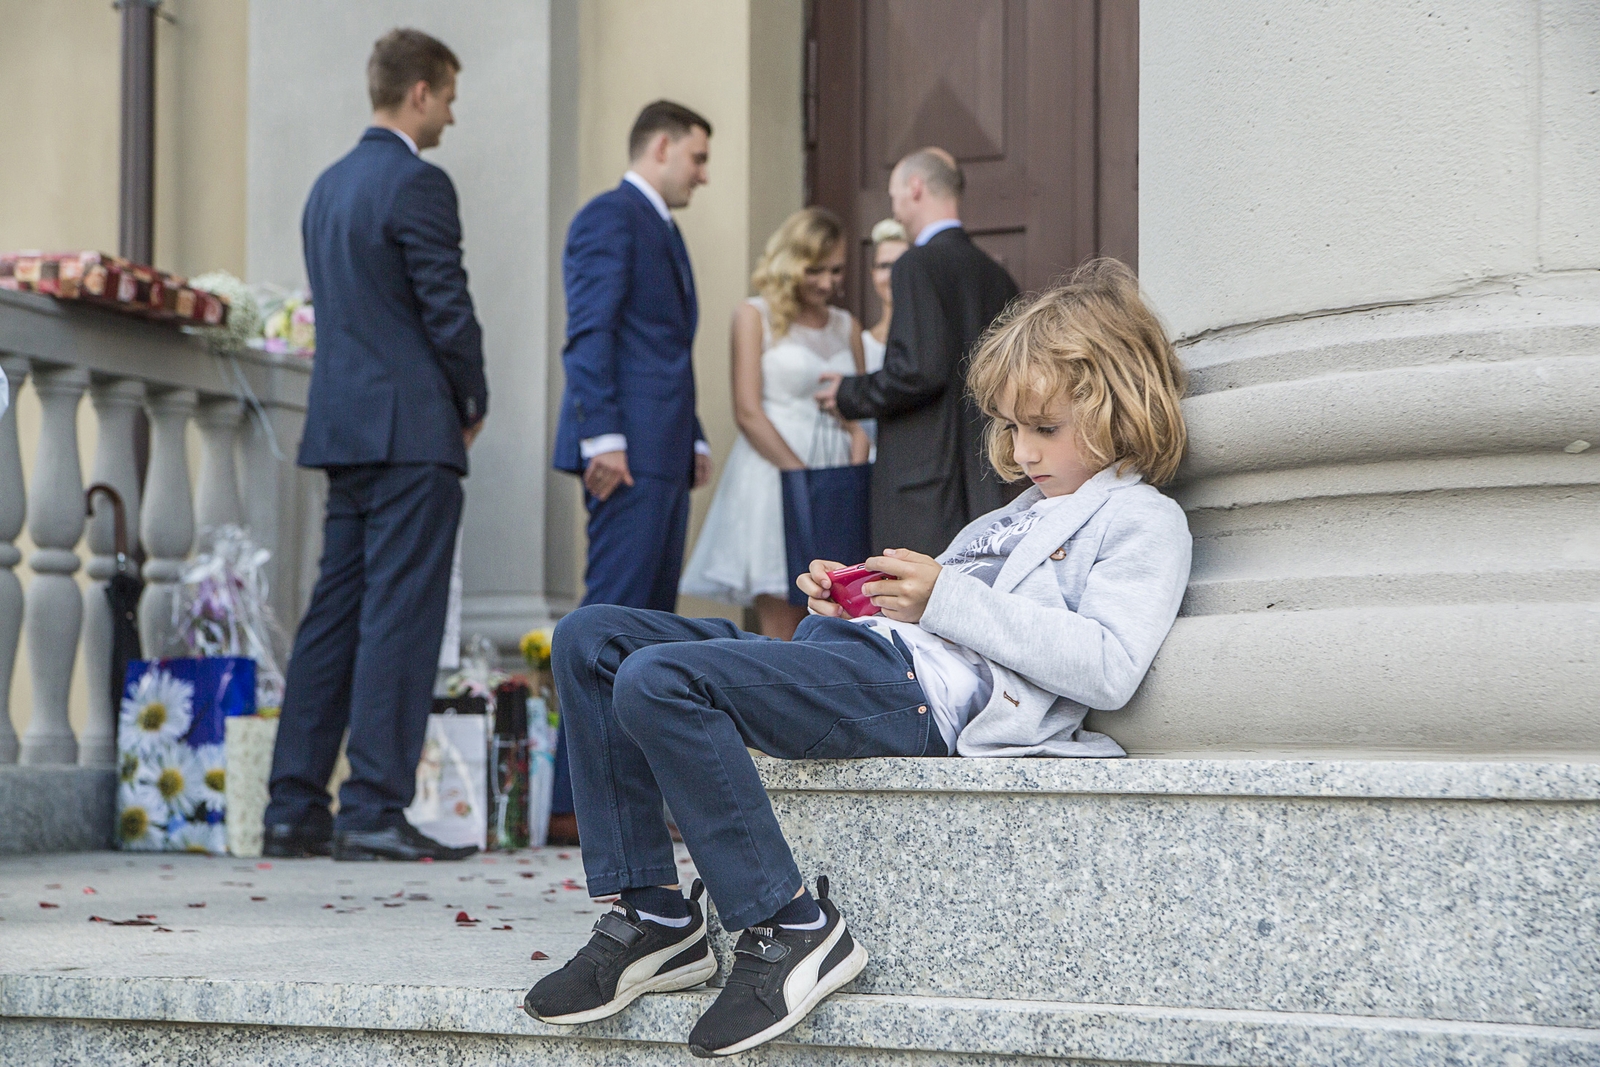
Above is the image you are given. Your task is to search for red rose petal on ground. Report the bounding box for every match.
[256,863,272,870]
[492,924,513,931]
[419,857,434,864]
[518,872,535,879]
[82,887,97,894]
[39,902,60,909]
[322,904,334,909]
[455,911,479,924]
[558,853,571,860]
[187,903,205,908]
[154,927,173,933]
[383,902,404,908]
[136,914,156,919]
[250,897,265,902]
[530,950,549,960]
[679,858,692,864]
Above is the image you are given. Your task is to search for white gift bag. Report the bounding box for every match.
[404,707,488,850]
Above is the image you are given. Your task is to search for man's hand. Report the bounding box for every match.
[583,450,634,501]
[693,451,713,489]
[814,372,843,416]
[463,420,485,449]
[862,549,942,623]
[796,558,848,617]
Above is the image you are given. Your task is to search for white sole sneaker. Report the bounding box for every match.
[704,938,867,1056]
[539,945,718,1025]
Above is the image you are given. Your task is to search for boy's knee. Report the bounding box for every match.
[551,605,629,669]
[612,646,691,729]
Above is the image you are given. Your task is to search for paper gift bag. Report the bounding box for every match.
[116,657,257,854]
[404,697,489,850]
[489,681,532,851]
[527,693,559,848]
[223,715,279,858]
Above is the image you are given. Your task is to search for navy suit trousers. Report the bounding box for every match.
[553,605,940,932]
[266,463,462,834]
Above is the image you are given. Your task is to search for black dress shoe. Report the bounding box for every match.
[332,822,478,862]
[263,823,333,858]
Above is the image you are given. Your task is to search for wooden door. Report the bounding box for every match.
[806,0,1138,324]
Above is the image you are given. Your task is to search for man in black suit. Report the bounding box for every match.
[264,29,486,862]
[817,148,1020,555]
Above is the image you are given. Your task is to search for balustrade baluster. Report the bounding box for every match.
[138,389,196,659]
[79,377,146,769]
[195,397,245,538]
[0,355,28,763]
[20,364,89,765]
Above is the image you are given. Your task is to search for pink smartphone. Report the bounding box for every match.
[825,564,890,619]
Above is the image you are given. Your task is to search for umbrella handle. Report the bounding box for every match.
[85,483,132,566]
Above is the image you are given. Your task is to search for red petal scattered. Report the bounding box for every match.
[82,887,97,894]
[419,857,434,864]
[250,897,266,902]
[492,924,513,931]
[518,872,535,879]
[558,853,572,860]
[454,911,479,924]
[187,903,206,909]
[39,902,60,909]
[256,863,272,870]
[530,950,549,960]
[383,902,404,908]
[136,914,156,919]
[89,916,156,926]
[322,904,335,909]
[154,927,173,933]
[679,858,692,864]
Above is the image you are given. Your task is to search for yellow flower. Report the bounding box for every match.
[520,627,554,669]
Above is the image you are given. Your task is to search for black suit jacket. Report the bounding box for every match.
[836,227,1020,555]
[298,128,488,475]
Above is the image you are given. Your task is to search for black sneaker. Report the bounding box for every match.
[687,876,867,1057]
[525,879,719,1025]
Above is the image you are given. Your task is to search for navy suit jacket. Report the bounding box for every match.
[552,180,703,483]
[298,127,488,475]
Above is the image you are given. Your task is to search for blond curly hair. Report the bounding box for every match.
[751,207,844,339]
[967,259,1188,486]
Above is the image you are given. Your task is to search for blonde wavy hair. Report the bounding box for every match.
[751,207,843,338]
[968,259,1187,486]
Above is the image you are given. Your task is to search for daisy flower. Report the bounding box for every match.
[119,668,195,758]
[191,743,226,812]
[171,817,226,855]
[147,743,208,817]
[117,781,169,850]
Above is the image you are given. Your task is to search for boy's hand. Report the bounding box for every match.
[863,549,942,623]
[797,559,847,617]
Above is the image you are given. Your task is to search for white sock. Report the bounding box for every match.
[635,909,692,928]
[779,913,827,931]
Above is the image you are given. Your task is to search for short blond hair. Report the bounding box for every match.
[751,207,843,339]
[968,259,1187,486]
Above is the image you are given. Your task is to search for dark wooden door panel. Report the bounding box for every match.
[809,0,1137,320]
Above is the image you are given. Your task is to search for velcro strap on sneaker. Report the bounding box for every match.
[593,910,645,948]
[735,934,790,963]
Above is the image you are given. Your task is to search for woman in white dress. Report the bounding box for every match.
[680,207,870,639]
[860,218,909,374]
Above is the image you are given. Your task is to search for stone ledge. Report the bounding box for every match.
[756,755,1600,800]
[4,975,1597,1066]
[0,767,115,855]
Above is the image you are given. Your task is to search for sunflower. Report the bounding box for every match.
[146,743,208,817]
[117,781,169,850]
[119,668,195,758]
[191,743,226,811]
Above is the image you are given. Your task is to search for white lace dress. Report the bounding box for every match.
[680,298,858,606]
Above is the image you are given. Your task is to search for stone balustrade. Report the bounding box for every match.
[0,288,315,769]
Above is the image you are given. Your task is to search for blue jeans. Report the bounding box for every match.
[554,605,940,931]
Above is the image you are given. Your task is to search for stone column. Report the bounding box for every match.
[139,388,196,658]
[194,396,245,539]
[79,377,146,769]
[20,365,89,765]
[1100,0,1600,757]
[0,355,29,763]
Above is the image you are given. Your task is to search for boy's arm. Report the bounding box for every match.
[919,503,1192,710]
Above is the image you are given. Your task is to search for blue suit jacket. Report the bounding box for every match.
[298,127,488,475]
[552,180,702,482]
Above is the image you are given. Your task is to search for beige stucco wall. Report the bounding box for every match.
[2,0,247,746]
[547,0,805,621]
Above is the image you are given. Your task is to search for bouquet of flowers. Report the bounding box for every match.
[258,289,315,357]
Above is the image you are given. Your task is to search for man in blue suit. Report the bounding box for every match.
[264,29,486,863]
[549,100,713,839]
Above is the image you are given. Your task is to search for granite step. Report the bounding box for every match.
[0,767,115,855]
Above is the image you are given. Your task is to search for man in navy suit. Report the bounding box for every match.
[549,100,713,838]
[264,29,487,862]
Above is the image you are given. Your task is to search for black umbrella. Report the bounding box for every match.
[86,483,143,714]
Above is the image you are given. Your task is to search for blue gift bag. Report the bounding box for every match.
[115,657,257,853]
[781,463,872,606]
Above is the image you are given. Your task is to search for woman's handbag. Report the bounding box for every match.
[781,413,872,605]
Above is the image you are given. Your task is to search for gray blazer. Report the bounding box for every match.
[920,466,1192,757]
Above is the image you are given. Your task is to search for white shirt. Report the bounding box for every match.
[914,218,962,246]
[581,171,708,463]
[857,493,1074,752]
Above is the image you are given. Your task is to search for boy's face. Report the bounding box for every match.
[996,390,1099,498]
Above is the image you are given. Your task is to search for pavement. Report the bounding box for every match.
[0,845,700,989]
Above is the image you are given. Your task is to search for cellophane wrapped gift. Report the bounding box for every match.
[404,694,490,850]
[171,525,288,713]
[116,657,256,853]
[527,681,560,849]
[490,680,532,850]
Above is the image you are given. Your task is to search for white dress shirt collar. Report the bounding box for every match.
[373,125,420,156]
[915,218,962,246]
[623,170,674,224]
